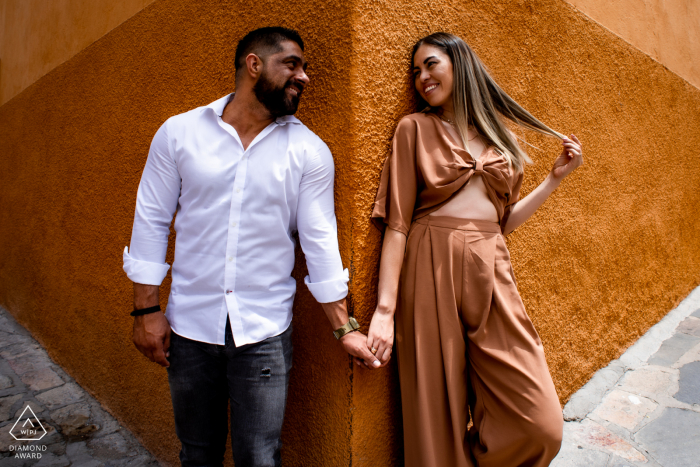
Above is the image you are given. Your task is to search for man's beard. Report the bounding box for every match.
[253,71,302,118]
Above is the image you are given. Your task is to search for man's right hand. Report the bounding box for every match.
[339,331,381,369]
[133,312,171,368]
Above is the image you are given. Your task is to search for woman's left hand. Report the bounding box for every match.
[550,134,583,180]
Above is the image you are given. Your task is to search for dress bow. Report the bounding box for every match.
[444,147,512,202]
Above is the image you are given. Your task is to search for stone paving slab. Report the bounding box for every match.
[647,332,699,367]
[0,307,160,467]
[675,361,700,405]
[635,408,700,467]
[552,288,700,467]
[677,316,700,337]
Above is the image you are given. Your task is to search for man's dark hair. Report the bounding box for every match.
[235,27,304,80]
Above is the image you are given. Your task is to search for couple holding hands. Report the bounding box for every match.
[124,26,582,467]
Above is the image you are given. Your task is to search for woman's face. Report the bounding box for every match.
[413,44,454,109]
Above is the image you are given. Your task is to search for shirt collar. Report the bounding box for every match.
[206,93,302,126]
[206,93,233,116]
[274,115,302,126]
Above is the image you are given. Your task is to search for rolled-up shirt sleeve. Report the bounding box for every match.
[123,120,180,285]
[297,143,349,303]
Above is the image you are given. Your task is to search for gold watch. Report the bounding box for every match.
[333,317,360,340]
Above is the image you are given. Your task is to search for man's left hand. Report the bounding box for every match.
[339,332,381,369]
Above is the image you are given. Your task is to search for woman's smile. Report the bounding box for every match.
[423,83,439,95]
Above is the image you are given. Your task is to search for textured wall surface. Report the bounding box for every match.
[566,0,700,89]
[0,0,155,105]
[0,0,355,465]
[348,0,700,464]
[1,0,700,466]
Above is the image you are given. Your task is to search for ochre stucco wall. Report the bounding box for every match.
[349,0,700,464]
[0,1,355,465]
[1,0,700,466]
[565,0,700,89]
[0,0,155,105]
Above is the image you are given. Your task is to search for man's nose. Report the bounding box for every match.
[297,70,310,86]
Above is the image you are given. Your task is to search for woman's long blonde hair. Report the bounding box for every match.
[412,32,564,172]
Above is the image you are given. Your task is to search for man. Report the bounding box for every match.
[123,27,381,467]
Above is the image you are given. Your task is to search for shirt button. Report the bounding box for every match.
[228,257,233,262]
[235,188,241,193]
[231,222,237,227]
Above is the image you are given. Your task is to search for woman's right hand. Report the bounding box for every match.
[367,309,395,368]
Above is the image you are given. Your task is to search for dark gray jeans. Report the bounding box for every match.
[167,320,293,467]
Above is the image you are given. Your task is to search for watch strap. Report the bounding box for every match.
[333,317,360,340]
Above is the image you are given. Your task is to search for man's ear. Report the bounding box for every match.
[245,53,263,79]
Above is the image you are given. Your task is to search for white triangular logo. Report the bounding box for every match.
[9,406,47,441]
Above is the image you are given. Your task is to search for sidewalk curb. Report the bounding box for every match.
[563,286,700,422]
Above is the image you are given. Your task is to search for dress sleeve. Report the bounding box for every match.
[370,118,419,236]
[500,168,524,234]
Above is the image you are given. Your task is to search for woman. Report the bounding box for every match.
[367,33,583,467]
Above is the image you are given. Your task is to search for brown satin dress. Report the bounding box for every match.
[372,111,563,467]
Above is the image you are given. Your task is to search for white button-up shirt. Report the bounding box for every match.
[123,94,348,346]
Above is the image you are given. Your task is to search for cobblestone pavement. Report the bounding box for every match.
[552,286,700,467]
[0,307,160,466]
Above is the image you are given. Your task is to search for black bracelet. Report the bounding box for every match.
[130,305,161,316]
